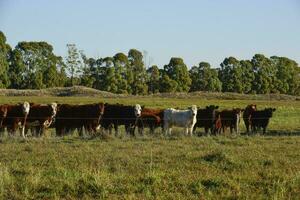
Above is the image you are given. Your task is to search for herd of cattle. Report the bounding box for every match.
[0,102,276,138]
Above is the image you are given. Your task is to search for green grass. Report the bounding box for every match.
[1,136,300,199]
[0,96,300,199]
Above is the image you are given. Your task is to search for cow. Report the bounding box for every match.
[100,103,142,136]
[194,105,219,135]
[163,105,197,136]
[25,103,58,137]
[55,103,105,136]
[1,102,30,138]
[250,108,276,134]
[243,104,257,133]
[137,108,164,135]
[215,108,244,135]
[0,105,8,129]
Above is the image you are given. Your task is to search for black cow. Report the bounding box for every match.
[251,108,276,134]
[101,103,142,136]
[243,104,257,133]
[194,105,219,135]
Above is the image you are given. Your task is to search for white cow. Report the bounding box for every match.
[163,105,197,136]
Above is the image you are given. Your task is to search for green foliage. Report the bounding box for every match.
[189,62,222,92]
[66,44,82,86]
[219,57,244,93]
[128,49,148,95]
[164,57,191,92]
[159,74,178,93]
[9,41,66,89]
[1,31,300,96]
[147,65,160,94]
[0,31,11,88]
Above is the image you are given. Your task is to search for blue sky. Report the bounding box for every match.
[1,0,300,68]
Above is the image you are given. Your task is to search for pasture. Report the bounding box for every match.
[0,96,300,199]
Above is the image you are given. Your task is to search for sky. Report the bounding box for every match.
[1,0,300,68]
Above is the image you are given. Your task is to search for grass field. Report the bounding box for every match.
[0,96,300,199]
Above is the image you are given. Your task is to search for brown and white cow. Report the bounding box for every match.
[1,102,30,138]
[137,108,164,135]
[25,103,58,137]
[55,103,105,136]
[0,105,8,129]
[215,108,244,135]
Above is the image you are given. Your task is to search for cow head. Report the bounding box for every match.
[246,104,257,113]
[265,108,276,117]
[22,101,30,115]
[233,108,243,124]
[189,105,197,117]
[134,104,142,117]
[50,102,58,117]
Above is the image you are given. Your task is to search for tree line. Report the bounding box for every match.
[1,31,299,95]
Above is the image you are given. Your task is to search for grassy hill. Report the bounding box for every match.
[0,86,299,101]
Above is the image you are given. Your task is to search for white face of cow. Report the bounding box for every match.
[190,105,197,117]
[22,101,30,115]
[51,103,58,117]
[134,104,142,117]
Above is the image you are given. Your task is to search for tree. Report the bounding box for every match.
[128,49,148,95]
[0,31,11,88]
[270,56,300,95]
[189,62,222,92]
[66,44,82,86]
[251,54,276,94]
[159,74,178,93]
[240,60,255,94]
[113,53,129,94]
[147,65,160,94]
[164,57,191,92]
[9,41,66,89]
[219,57,243,93]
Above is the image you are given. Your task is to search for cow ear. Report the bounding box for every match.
[272,108,276,112]
[216,106,219,109]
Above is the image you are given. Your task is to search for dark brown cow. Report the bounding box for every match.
[55,103,105,136]
[100,103,142,136]
[215,108,244,134]
[137,108,164,135]
[243,104,257,133]
[25,103,58,137]
[194,105,219,135]
[1,102,30,137]
[251,108,276,134]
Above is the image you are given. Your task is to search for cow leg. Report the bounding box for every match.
[263,127,266,134]
[189,127,193,136]
[185,127,189,136]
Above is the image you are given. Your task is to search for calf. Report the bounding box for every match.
[163,105,197,136]
[215,108,244,134]
[194,105,219,135]
[55,103,105,136]
[2,102,30,138]
[251,108,276,134]
[25,103,58,137]
[101,104,142,136]
[137,108,164,135]
[243,104,257,133]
